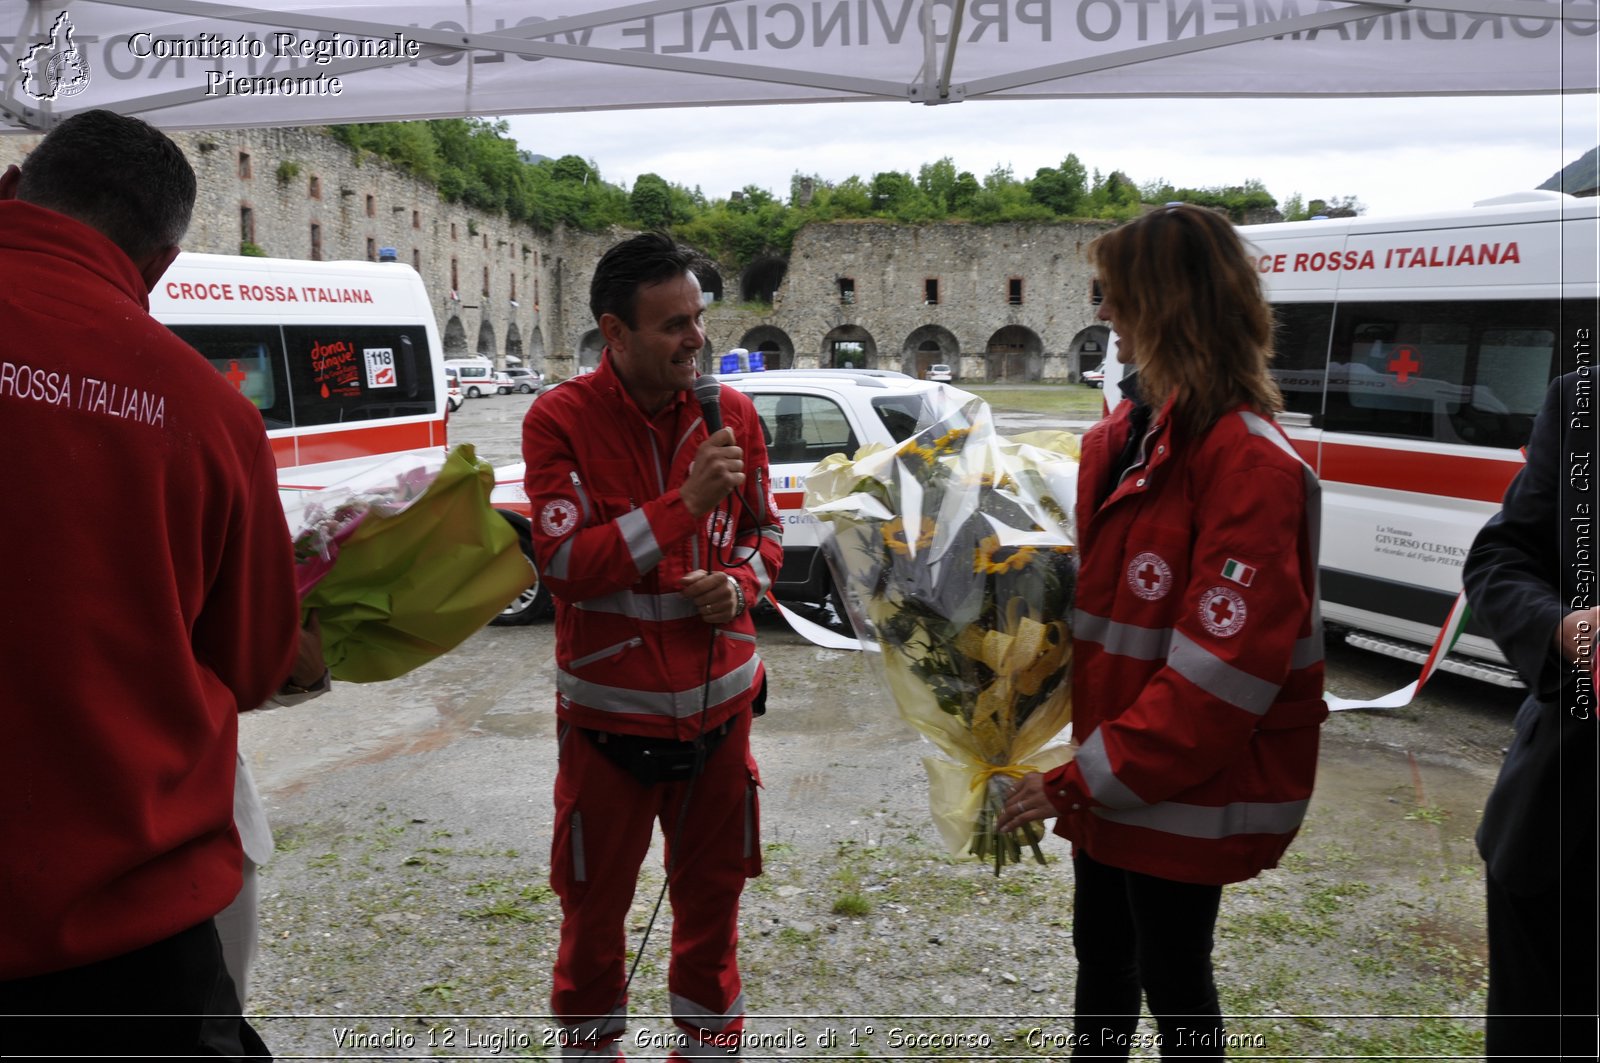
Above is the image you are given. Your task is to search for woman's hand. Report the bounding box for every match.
[997,772,1055,834]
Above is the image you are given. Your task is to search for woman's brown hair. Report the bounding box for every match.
[1088,204,1282,436]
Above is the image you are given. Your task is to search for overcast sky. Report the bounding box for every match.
[502,93,1597,218]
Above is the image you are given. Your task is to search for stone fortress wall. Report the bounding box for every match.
[1,126,1114,383]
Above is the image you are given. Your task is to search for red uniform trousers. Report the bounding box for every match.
[550,710,761,1060]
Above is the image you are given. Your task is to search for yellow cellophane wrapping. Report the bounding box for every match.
[804,400,1081,869]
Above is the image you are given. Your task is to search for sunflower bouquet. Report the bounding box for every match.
[805,397,1080,873]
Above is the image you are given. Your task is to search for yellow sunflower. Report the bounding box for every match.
[885,515,936,556]
[974,535,1038,574]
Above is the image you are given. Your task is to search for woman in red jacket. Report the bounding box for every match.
[1001,204,1327,1059]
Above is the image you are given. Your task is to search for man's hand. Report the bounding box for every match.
[287,611,326,688]
[680,428,744,517]
[1558,606,1600,665]
[681,569,741,625]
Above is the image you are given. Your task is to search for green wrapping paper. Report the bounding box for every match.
[300,444,534,682]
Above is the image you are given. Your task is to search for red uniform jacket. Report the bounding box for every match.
[0,202,300,978]
[1045,390,1327,885]
[521,355,783,740]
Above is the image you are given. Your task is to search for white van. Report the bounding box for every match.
[149,253,448,503]
[444,356,500,398]
[1105,192,1598,684]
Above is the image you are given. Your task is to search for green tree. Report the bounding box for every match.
[630,172,673,229]
[1028,153,1088,217]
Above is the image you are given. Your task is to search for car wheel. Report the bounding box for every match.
[490,511,553,626]
[518,384,533,394]
[467,386,482,398]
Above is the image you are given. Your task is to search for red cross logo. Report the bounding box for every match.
[1127,552,1172,601]
[1387,346,1421,385]
[1208,596,1235,627]
[224,360,248,392]
[540,499,579,537]
[1198,586,1247,638]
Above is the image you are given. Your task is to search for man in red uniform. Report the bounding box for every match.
[0,111,300,1056]
[522,232,782,1059]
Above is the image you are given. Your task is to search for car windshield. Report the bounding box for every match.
[871,386,978,443]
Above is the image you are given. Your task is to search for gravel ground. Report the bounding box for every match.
[240,616,1502,1062]
[233,393,1513,1060]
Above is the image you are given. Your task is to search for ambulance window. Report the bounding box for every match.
[172,324,291,429]
[749,393,859,467]
[1269,303,1334,425]
[282,325,437,426]
[1324,299,1559,449]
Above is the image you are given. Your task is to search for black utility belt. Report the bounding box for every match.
[582,721,732,786]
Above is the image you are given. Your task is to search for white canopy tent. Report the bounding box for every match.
[2,0,1595,133]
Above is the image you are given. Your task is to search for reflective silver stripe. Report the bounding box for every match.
[1238,410,1326,648]
[1167,630,1279,717]
[671,990,746,1033]
[1291,633,1324,670]
[1075,728,1147,810]
[617,508,661,572]
[1094,797,1311,839]
[547,539,574,580]
[558,655,761,718]
[576,589,699,622]
[760,527,784,546]
[728,547,773,596]
[568,637,642,670]
[1073,609,1171,661]
[718,629,757,646]
[557,1010,626,1059]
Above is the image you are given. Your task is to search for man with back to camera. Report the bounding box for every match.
[521,232,783,1059]
[0,110,301,1057]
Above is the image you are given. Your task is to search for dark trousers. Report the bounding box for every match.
[1485,856,1599,1061]
[1071,851,1227,1060]
[0,918,269,1060]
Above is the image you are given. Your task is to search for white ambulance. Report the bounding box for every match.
[149,253,449,505]
[1107,191,1598,684]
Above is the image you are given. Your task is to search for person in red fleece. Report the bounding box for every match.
[522,232,782,1059]
[0,110,300,1058]
[1000,205,1326,1059]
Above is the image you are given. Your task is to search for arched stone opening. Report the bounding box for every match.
[577,328,604,372]
[505,322,524,364]
[443,315,469,357]
[476,319,497,359]
[696,265,725,304]
[902,325,960,379]
[739,326,795,370]
[821,325,877,370]
[1069,325,1112,381]
[984,325,1044,382]
[740,257,789,304]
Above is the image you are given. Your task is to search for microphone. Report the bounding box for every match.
[694,374,723,434]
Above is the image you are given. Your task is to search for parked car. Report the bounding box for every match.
[502,366,543,394]
[1082,362,1105,388]
[446,379,464,411]
[925,363,953,382]
[487,369,977,626]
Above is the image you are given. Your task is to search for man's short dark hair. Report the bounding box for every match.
[17,109,196,263]
[589,231,702,328]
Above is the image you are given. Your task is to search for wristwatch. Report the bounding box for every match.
[725,574,745,617]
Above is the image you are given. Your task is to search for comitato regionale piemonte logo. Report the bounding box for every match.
[18,11,91,102]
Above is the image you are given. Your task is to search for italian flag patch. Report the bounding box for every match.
[1221,559,1257,587]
